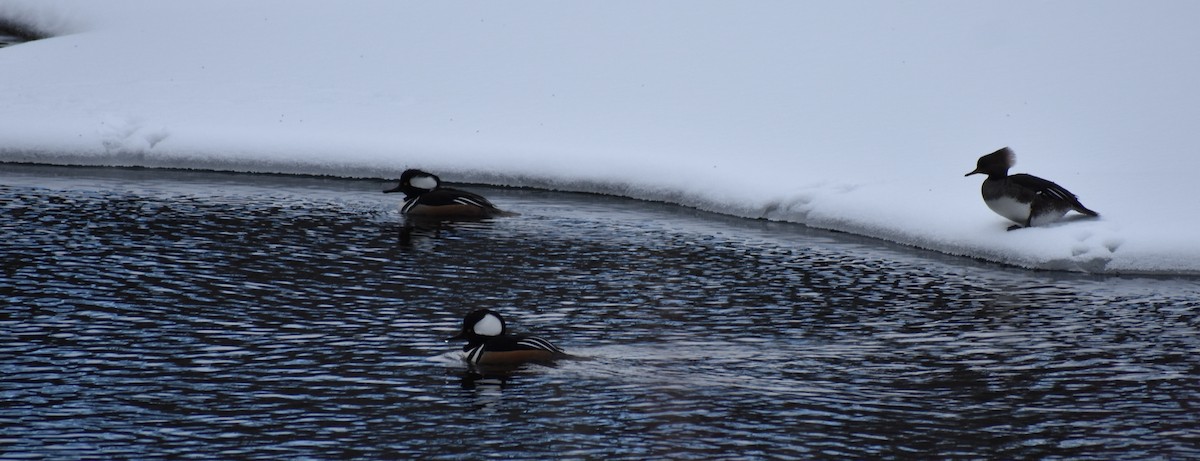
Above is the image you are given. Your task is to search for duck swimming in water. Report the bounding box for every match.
[448,309,567,366]
[384,169,507,218]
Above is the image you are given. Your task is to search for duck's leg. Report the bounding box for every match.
[1007,213,1032,231]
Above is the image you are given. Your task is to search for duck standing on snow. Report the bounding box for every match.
[448,309,567,366]
[384,169,507,218]
[965,147,1099,230]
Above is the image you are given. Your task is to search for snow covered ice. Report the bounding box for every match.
[1,0,1198,274]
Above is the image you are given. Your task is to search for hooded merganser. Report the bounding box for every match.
[384,169,506,218]
[448,309,566,365]
[966,147,1099,230]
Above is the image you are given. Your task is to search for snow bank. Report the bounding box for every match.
[1,0,1198,274]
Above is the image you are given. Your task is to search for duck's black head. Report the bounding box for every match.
[448,309,507,344]
[965,147,1015,178]
[384,169,441,196]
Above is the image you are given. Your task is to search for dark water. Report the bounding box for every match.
[2,164,1198,460]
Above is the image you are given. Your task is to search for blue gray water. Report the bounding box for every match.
[2,164,1198,460]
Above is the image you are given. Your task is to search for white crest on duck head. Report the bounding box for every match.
[473,312,504,336]
[408,174,439,190]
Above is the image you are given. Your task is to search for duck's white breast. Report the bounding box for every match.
[985,196,1030,224]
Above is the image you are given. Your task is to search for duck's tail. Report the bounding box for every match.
[1075,204,1099,217]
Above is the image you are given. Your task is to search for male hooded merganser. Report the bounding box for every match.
[966,147,1099,230]
[384,169,506,218]
[448,309,566,365]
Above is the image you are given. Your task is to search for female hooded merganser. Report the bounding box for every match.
[384,169,506,218]
[966,147,1099,230]
[448,309,566,365]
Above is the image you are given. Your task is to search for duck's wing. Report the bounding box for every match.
[1009,174,1098,215]
[490,335,565,355]
[416,188,498,209]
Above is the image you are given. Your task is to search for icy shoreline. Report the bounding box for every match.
[6,154,1194,276]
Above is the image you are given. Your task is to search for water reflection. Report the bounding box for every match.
[395,216,499,249]
[2,164,1198,460]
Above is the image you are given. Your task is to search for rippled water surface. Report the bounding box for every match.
[3,164,1199,459]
